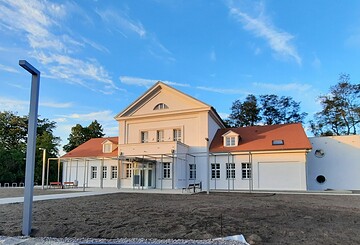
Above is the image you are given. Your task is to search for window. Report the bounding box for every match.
[102,166,107,179]
[173,129,182,142]
[242,163,251,179]
[141,131,148,143]
[211,163,220,179]
[225,136,236,147]
[126,163,132,178]
[189,164,196,179]
[154,103,169,110]
[91,166,97,179]
[272,140,284,145]
[157,130,164,142]
[111,166,118,179]
[226,163,235,179]
[163,162,171,178]
[103,143,112,153]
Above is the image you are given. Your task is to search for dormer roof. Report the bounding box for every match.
[62,137,118,158]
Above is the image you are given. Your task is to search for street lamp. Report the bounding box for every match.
[39,148,46,190]
[19,60,40,236]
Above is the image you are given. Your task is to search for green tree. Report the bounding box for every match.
[63,120,105,152]
[228,94,261,127]
[259,94,307,125]
[310,74,360,136]
[0,111,60,184]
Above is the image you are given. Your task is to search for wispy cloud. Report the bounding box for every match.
[252,82,312,92]
[228,1,301,65]
[61,110,115,122]
[120,76,189,88]
[95,8,146,38]
[0,0,116,94]
[196,86,248,95]
[0,96,73,111]
[0,64,19,73]
[210,50,217,62]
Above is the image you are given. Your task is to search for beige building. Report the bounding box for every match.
[61,82,312,191]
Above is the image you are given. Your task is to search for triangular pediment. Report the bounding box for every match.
[115,82,211,119]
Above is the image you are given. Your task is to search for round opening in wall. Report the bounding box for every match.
[316,175,326,184]
[314,149,325,158]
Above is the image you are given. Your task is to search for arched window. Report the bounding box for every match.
[154,103,169,110]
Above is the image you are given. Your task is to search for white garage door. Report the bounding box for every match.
[258,162,304,190]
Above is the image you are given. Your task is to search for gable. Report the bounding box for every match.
[115,82,211,119]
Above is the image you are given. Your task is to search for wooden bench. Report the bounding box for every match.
[182,182,202,193]
[63,181,77,188]
[49,182,62,188]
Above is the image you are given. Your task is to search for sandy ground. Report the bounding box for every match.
[0,190,359,244]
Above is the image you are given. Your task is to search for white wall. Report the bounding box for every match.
[307,135,360,191]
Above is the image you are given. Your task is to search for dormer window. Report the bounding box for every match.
[225,136,236,146]
[222,130,240,147]
[103,143,112,153]
[154,103,169,110]
[272,140,284,145]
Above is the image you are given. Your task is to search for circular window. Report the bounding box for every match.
[314,149,325,158]
[316,175,326,184]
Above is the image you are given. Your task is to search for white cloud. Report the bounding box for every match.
[196,86,248,95]
[96,8,146,38]
[0,64,19,73]
[0,96,73,112]
[61,110,115,122]
[40,101,73,108]
[119,76,189,88]
[252,82,312,92]
[218,112,230,120]
[210,50,217,62]
[311,55,322,70]
[228,1,301,65]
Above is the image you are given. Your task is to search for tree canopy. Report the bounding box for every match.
[63,120,105,152]
[0,111,60,184]
[310,74,360,136]
[227,94,307,127]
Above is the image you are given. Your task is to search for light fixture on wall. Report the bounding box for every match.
[314,149,325,158]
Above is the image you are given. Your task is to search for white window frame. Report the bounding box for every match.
[163,162,171,179]
[102,166,108,179]
[126,163,132,178]
[157,130,164,142]
[141,131,148,143]
[225,136,236,147]
[173,129,182,142]
[211,163,220,179]
[226,163,235,179]
[103,143,112,153]
[91,166,97,179]
[189,164,196,180]
[111,166,118,179]
[242,163,251,179]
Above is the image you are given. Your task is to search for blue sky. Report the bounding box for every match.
[1,0,360,154]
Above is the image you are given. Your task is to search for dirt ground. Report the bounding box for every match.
[0,191,359,244]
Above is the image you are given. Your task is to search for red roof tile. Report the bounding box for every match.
[62,137,118,158]
[210,123,312,153]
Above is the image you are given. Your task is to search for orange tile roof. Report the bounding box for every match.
[62,137,118,158]
[210,123,312,153]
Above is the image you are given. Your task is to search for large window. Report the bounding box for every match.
[242,163,251,179]
[211,163,220,179]
[225,136,236,147]
[111,166,118,179]
[126,163,132,178]
[163,162,171,178]
[173,129,182,142]
[226,163,235,179]
[91,166,97,179]
[102,166,107,179]
[141,131,148,143]
[189,164,196,179]
[157,130,164,142]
